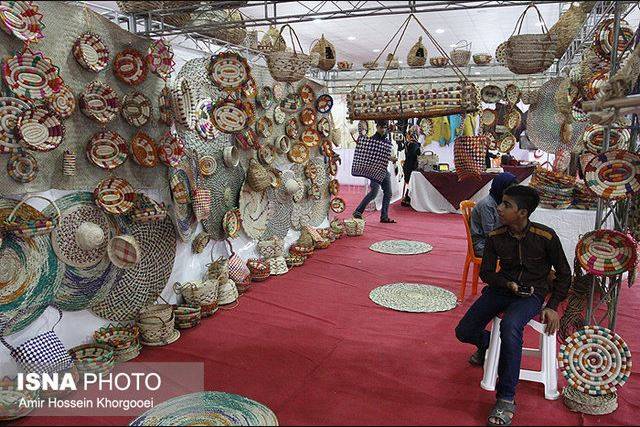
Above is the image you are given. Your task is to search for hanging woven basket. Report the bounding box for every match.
[190,7,246,45]
[407,36,427,67]
[505,4,557,74]
[450,40,471,67]
[267,24,310,82]
[548,3,589,59]
[310,34,336,71]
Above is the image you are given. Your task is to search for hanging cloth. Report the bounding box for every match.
[447,114,462,146]
[463,113,478,137]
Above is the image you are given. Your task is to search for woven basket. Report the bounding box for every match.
[191,7,246,45]
[173,305,201,329]
[160,1,193,28]
[562,387,618,415]
[407,36,427,67]
[63,150,76,176]
[138,303,173,323]
[429,56,449,67]
[116,1,163,13]
[174,280,219,308]
[548,3,589,59]
[506,4,557,74]
[69,343,115,374]
[247,259,270,281]
[344,218,365,236]
[473,53,492,65]
[2,195,60,238]
[247,158,273,192]
[207,256,229,282]
[192,187,212,221]
[450,40,471,67]
[310,34,336,71]
[137,312,176,345]
[267,24,310,82]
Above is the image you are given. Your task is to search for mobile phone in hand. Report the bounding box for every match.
[514,284,534,298]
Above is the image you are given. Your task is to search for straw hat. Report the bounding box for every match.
[217,279,238,305]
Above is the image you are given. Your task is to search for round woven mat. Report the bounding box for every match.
[0,198,63,335]
[90,216,177,321]
[575,229,637,277]
[559,325,632,395]
[261,185,293,240]
[43,192,122,311]
[239,182,272,239]
[369,283,457,313]
[129,391,278,426]
[369,240,433,255]
[527,78,566,153]
[584,150,640,200]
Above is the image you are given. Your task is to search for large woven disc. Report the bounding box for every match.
[575,229,637,276]
[369,283,457,313]
[584,150,640,200]
[526,78,565,153]
[558,326,632,395]
[130,391,278,426]
[369,240,433,255]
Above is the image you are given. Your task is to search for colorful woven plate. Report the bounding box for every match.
[301,128,321,148]
[235,128,259,150]
[7,151,38,183]
[273,105,286,124]
[242,77,257,99]
[258,144,275,166]
[275,134,291,154]
[130,131,158,168]
[499,133,516,153]
[281,93,303,113]
[121,91,151,127]
[256,116,273,138]
[288,143,309,164]
[257,86,274,109]
[114,48,148,86]
[559,326,632,396]
[211,99,249,134]
[80,81,120,124]
[2,49,63,101]
[584,150,640,200]
[87,130,128,170]
[369,283,456,313]
[73,33,110,72]
[481,85,503,103]
[330,197,346,213]
[172,79,195,129]
[504,84,521,105]
[194,98,219,141]
[199,155,217,176]
[300,107,316,126]
[575,229,637,276]
[369,240,433,255]
[129,391,278,426]
[147,38,174,80]
[157,132,185,167]
[48,85,76,119]
[0,1,44,42]
[315,94,333,114]
[17,107,64,152]
[300,84,315,104]
[583,124,628,154]
[158,86,173,125]
[0,97,29,153]
[285,118,299,139]
[317,116,330,137]
[481,108,496,127]
[207,51,250,93]
[94,177,136,215]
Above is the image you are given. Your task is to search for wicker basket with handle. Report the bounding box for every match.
[505,4,557,74]
[450,40,471,67]
[267,24,310,82]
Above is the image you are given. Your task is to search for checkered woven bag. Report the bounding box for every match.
[1,306,73,374]
[351,136,393,184]
[453,135,488,180]
[225,239,251,283]
[193,187,212,221]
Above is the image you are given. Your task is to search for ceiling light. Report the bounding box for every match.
[449,44,458,48]
[348,36,356,41]
[372,49,381,53]
[436,28,445,34]
[475,72,481,75]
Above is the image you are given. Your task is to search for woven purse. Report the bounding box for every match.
[267,24,310,82]
[453,135,488,181]
[1,306,73,374]
[225,239,251,283]
[351,136,393,184]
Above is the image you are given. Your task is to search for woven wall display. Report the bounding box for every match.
[194,98,219,141]
[207,51,250,93]
[239,182,272,239]
[43,192,122,311]
[2,48,62,101]
[584,150,640,200]
[0,97,30,153]
[113,48,148,86]
[130,391,279,426]
[73,32,110,72]
[0,198,63,335]
[121,91,152,127]
[130,131,158,168]
[0,1,168,194]
[91,216,176,321]
[146,38,174,80]
[0,1,44,42]
[86,130,128,170]
[369,283,457,313]
[575,229,637,278]
[291,158,330,230]
[559,326,632,395]
[48,85,76,119]
[79,81,120,124]
[7,151,38,183]
[17,107,65,152]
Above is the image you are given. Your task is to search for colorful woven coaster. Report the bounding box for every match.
[558,326,632,396]
[369,283,457,313]
[369,240,433,255]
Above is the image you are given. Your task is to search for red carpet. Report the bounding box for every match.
[17,187,640,426]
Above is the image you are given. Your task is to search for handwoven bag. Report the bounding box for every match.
[192,187,211,221]
[450,40,471,67]
[351,136,393,184]
[548,2,590,59]
[453,136,488,181]
[2,195,60,238]
[506,4,557,74]
[310,34,336,71]
[407,36,427,67]
[0,307,73,374]
[190,8,246,45]
[225,239,251,283]
[267,24,310,82]
[417,150,439,171]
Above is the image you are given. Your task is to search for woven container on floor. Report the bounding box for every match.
[407,36,427,67]
[267,24,310,82]
[310,34,336,71]
[506,4,557,74]
[137,312,176,345]
[175,280,219,308]
[218,279,239,305]
[138,303,173,324]
[69,343,115,374]
[562,386,618,415]
[344,218,365,236]
[208,256,229,282]
[174,305,201,329]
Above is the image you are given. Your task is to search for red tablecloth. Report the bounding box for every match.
[420,165,535,208]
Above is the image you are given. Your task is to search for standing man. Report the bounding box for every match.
[353,120,397,223]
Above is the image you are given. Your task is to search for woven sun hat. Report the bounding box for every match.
[584,150,640,200]
[558,325,632,396]
[129,391,278,426]
[107,235,141,269]
[217,279,239,305]
[575,229,637,278]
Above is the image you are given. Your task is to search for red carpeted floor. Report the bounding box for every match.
[18,186,640,426]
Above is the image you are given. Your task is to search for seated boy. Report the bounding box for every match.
[455,185,571,426]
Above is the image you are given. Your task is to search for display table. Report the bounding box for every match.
[408,166,535,214]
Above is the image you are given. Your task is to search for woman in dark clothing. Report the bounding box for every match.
[401,125,422,206]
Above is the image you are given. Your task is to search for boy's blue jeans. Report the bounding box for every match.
[455,286,544,401]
